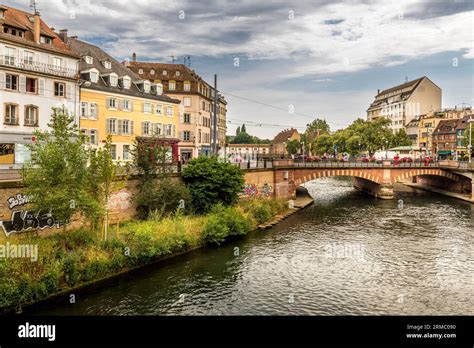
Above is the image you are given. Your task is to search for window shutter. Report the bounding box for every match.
[117,119,123,135]
[118,99,124,110]
[180,114,184,123]
[130,120,134,135]
[48,56,53,66]
[142,103,146,112]
[190,131,195,140]
[130,101,134,112]
[172,125,176,138]
[66,83,72,99]
[106,97,110,109]
[39,79,45,96]
[106,118,110,134]
[141,122,145,135]
[34,53,40,64]
[19,75,26,92]
[0,72,5,89]
[95,130,99,145]
[94,103,99,116]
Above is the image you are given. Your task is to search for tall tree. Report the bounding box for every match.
[23,107,100,229]
[241,123,247,133]
[236,126,241,136]
[286,140,300,155]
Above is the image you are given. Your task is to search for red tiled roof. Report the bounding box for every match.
[0,5,75,56]
[271,128,299,144]
[126,61,203,83]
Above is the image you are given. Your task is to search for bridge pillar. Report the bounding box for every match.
[353,177,394,199]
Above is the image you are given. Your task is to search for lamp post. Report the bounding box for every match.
[385,140,389,160]
[302,141,305,166]
[468,117,473,164]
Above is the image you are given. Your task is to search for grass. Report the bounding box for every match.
[0,198,287,312]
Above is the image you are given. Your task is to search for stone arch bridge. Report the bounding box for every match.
[242,160,474,201]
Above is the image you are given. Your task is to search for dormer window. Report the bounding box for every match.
[175,71,181,77]
[40,36,52,45]
[163,70,167,76]
[144,80,151,93]
[122,76,131,89]
[84,56,93,64]
[90,71,99,83]
[155,83,163,95]
[150,69,155,75]
[110,74,118,87]
[138,69,143,74]
[102,60,112,69]
[0,10,5,19]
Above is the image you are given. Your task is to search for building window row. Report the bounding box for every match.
[106,118,135,135]
[105,96,174,116]
[3,103,38,126]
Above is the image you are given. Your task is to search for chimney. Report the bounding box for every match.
[132,52,137,62]
[33,12,41,44]
[59,29,68,44]
[377,89,380,94]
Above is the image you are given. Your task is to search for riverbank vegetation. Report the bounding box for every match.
[0,198,287,312]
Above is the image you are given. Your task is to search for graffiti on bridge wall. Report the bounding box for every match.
[1,193,62,237]
[242,183,274,197]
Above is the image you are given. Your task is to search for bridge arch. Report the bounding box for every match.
[292,168,382,187]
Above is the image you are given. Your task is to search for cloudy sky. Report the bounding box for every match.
[9,0,474,138]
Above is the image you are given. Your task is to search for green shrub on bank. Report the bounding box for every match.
[201,205,252,245]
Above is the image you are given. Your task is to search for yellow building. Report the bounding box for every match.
[67,37,181,161]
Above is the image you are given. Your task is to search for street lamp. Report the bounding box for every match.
[385,140,389,160]
[468,116,474,164]
[301,141,305,165]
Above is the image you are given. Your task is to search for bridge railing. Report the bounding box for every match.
[282,159,441,168]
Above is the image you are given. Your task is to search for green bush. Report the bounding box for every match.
[182,156,244,214]
[201,214,230,245]
[62,253,82,286]
[252,204,272,224]
[134,178,192,220]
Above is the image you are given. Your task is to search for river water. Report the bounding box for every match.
[30,177,474,315]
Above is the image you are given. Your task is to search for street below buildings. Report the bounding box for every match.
[26,177,474,316]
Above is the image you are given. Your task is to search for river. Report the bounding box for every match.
[29,177,474,315]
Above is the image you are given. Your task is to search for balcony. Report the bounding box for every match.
[0,56,78,79]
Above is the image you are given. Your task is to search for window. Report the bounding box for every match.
[138,69,143,74]
[143,103,152,114]
[142,122,150,136]
[156,104,163,115]
[84,56,93,64]
[5,47,16,65]
[102,60,112,69]
[202,101,205,110]
[123,77,131,89]
[150,69,155,75]
[24,51,34,65]
[155,83,163,95]
[90,103,98,118]
[109,75,118,87]
[123,99,132,111]
[90,71,98,83]
[183,131,190,141]
[175,71,181,77]
[81,102,88,117]
[165,124,172,136]
[123,145,130,160]
[107,118,117,134]
[166,106,173,116]
[89,129,97,145]
[4,104,18,125]
[184,82,191,91]
[163,70,167,76]
[144,81,151,93]
[121,119,130,135]
[110,144,116,160]
[54,82,65,97]
[26,77,37,93]
[24,105,38,126]
[52,57,62,70]
[6,74,18,90]
[40,36,52,44]
[107,97,117,109]
[183,97,191,107]
[183,113,191,123]
[169,81,176,90]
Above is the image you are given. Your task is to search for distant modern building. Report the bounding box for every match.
[432,119,458,159]
[124,57,227,161]
[0,5,79,167]
[226,143,270,162]
[270,128,300,155]
[367,76,442,133]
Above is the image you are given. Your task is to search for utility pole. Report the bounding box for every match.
[469,116,473,164]
[212,74,218,155]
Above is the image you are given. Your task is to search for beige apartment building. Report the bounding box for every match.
[124,57,227,161]
[226,143,270,162]
[367,76,441,133]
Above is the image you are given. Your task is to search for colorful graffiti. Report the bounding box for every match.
[1,193,62,237]
[242,183,274,197]
[107,190,131,210]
